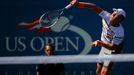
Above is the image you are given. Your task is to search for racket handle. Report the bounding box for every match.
[65,0,77,9]
[65,3,73,10]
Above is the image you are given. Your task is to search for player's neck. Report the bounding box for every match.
[112,23,120,27]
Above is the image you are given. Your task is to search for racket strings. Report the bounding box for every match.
[40,11,60,27]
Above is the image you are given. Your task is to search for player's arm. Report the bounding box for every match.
[75,1,103,14]
[36,72,40,75]
[36,65,41,75]
[90,40,119,50]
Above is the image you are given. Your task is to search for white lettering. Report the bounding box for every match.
[30,37,44,52]
[5,37,17,51]
[66,37,79,51]
[4,36,82,53]
[18,37,26,52]
[55,37,64,51]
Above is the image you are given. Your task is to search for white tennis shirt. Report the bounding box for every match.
[99,10,124,45]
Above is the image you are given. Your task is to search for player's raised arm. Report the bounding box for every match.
[75,1,103,14]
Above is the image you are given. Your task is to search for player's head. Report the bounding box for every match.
[44,43,55,56]
[110,8,126,26]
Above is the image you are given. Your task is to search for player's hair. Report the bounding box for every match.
[45,43,55,51]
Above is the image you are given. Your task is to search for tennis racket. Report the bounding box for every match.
[39,0,77,28]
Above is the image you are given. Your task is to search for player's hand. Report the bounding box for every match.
[89,40,100,47]
[72,1,86,8]
[70,0,77,5]
[70,0,79,6]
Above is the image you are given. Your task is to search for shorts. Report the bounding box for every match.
[98,47,115,70]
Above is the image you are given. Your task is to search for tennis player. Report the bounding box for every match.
[74,1,126,75]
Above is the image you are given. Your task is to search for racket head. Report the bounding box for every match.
[39,10,62,28]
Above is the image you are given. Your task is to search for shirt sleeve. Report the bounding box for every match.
[99,10,111,23]
[112,34,124,45]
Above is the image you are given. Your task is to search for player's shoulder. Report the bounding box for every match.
[99,10,111,16]
[111,25,124,36]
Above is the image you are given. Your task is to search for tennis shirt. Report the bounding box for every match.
[99,10,124,46]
